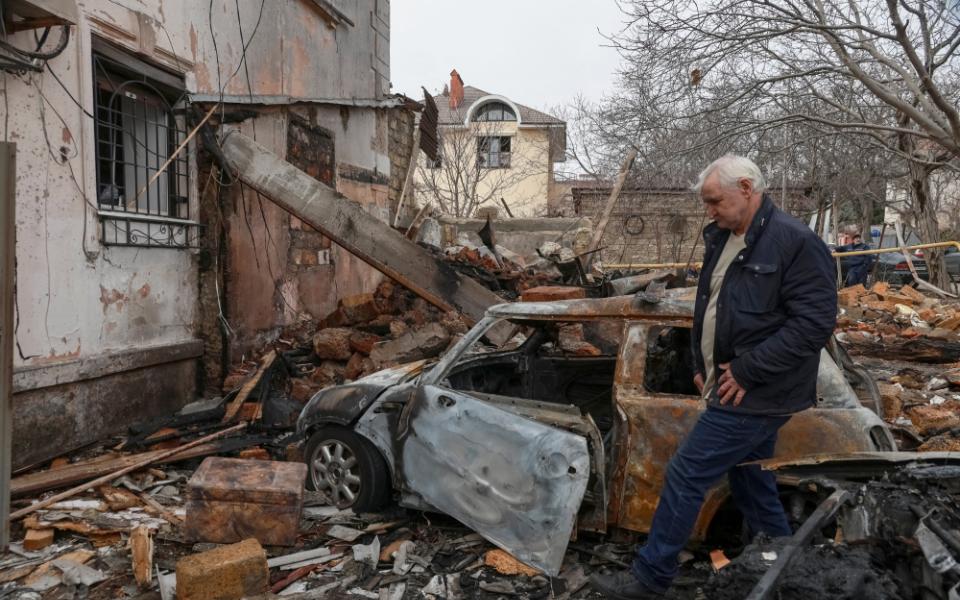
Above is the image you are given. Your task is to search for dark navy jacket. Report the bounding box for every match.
[691,195,837,415]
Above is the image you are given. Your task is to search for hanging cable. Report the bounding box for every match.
[0,25,70,61]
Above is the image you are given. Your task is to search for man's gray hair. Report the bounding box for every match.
[692,154,767,194]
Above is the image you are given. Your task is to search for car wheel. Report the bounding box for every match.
[303,426,391,511]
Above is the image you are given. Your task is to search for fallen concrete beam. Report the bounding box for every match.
[219,130,506,337]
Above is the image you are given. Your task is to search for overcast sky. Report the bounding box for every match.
[390,1,627,112]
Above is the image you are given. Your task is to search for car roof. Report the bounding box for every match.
[486,287,696,321]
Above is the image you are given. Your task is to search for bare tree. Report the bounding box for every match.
[414,105,554,218]
[597,0,960,285]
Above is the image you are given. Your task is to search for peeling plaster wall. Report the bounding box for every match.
[2,0,395,464]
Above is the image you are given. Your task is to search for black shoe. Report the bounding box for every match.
[589,569,663,600]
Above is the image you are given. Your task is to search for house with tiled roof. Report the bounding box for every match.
[414,70,567,217]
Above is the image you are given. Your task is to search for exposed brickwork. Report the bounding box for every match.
[388,107,416,219]
[557,187,815,265]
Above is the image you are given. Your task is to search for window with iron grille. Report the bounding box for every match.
[93,42,199,248]
[477,136,511,169]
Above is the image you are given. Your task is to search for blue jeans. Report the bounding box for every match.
[632,407,793,593]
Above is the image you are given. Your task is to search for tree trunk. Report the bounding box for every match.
[897,114,949,288]
[908,162,950,287]
[858,195,874,244]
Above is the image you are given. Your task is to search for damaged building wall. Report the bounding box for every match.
[0,0,396,466]
[556,186,815,265]
[212,104,399,365]
[2,1,206,469]
[180,0,399,372]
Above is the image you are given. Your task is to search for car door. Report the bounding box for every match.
[396,383,591,576]
[610,322,892,538]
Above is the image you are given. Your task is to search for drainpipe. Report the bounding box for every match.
[0,143,16,549]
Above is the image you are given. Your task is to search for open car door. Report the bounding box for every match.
[398,384,591,575]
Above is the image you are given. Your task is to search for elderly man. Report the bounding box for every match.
[590,155,837,599]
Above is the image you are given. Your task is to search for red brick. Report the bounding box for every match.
[349,331,382,355]
[899,285,926,303]
[345,353,365,380]
[176,539,268,600]
[339,293,380,324]
[870,281,890,296]
[313,328,353,360]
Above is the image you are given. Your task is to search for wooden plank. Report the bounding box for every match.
[10,426,246,500]
[222,350,276,423]
[130,525,153,587]
[585,149,638,268]
[219,131,508,342]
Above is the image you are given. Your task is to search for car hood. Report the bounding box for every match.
[296,361,427,433]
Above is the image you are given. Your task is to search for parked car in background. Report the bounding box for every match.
[871,231,928,285]
[296,290,894,575]
[910,245,960,282]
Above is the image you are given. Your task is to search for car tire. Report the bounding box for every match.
[303,426,391,512]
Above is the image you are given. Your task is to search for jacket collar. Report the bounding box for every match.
[702,194,776,246]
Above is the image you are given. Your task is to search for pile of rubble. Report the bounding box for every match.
[834,280,960,451]
[836,281,960,349]
[0,434,610,600]
[223,280,470,411]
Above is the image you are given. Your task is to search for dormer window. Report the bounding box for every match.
[474,101,517,122]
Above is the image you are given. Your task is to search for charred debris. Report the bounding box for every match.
[5,133,960,598]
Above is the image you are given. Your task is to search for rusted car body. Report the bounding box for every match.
[297,288,893,575]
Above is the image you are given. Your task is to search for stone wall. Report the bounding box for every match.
[563,187,816,266]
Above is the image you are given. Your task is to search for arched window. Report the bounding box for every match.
[473,101,517,122]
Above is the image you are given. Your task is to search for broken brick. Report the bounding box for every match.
[884,292,914,305]
[862,300,899,314]
[98,485,141,511]
[936,314,960,331]
[318,360,346,384]
[375,279,395,301]
[837,288,862,308]
[919,434,960,452]
[906,403,960,437]
[440,311,469,335]
[870,281,890,296]
[877,383,903,420]
[238,448,271,461]
[349,331,382,355]
[339,293,380,324]
[312,328,353,360]
[345,353,365,380]
[899,285,926,303]
[175,539,269,600]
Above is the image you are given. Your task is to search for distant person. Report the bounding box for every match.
[839,234,874,287]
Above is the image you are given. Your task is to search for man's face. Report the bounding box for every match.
[700,172,753,232]
[853,236,861,244]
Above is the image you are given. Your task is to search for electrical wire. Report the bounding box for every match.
[45,62,95,119]
[0,25,69,61]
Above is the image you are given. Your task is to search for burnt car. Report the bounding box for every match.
[296,288,894,574]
